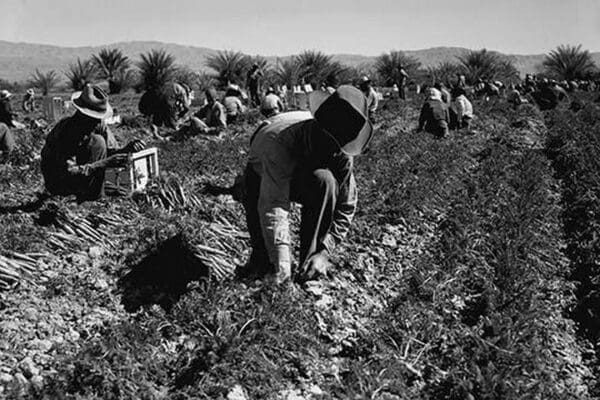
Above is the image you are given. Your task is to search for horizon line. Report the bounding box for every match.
[2,39,599,58]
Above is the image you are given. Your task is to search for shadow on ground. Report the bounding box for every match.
[118,234,209,312]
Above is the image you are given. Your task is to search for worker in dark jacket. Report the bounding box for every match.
[247,64,263,107]
[239,85,373,284]
[0,90,18,161]
[533,81,568,111]
[41,85,144,201]
[139,82,192,130]
[417,88,449,138]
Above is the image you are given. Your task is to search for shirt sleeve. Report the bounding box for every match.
[369,89,379,113]
[257,141,296,270]
[217,104,227,128]
[322,172,357,252]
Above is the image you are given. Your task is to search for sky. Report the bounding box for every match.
[2,0,599,55]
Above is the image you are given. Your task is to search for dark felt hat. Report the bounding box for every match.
[71,84,113,120]
[308,85,373,156]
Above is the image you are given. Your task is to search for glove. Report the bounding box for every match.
[69,154,128,175]
[123,140,145,153]
[298,250,332,282]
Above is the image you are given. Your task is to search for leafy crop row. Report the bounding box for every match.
[546,102,600,396]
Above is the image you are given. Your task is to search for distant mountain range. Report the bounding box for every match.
[1,40,599,83]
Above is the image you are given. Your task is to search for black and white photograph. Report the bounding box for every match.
[1,0,600,398]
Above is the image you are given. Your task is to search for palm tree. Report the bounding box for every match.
[457,49,518,83]
[64,58,97,91]
[174,65,200,90]
[427,62,463,86]
[111,68,139,94]
[296,50,347,88]
[205,50,250,87]
[543,44,597,81]
[28,69,60,95]
[92,48,131,94]
[136,49,177,91]
[374,51,421,86]
[338,63,376,86]
[273,58,300,88]
[196,72,218,92]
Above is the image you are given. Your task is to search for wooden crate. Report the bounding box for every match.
[105,148,159,194]
[42,96,66,121]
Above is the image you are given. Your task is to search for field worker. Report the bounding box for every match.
[41,84,144,201]
[434,82,452,107]
[533,82,568,111]
[417,88,449,138]
[506,84,527,106]
[22,88,36,112]
[449,88,473,130]
[224,84,245,124]
[247,63,263,107]
[456,73,467,89]
[523,74,537,94]
[0,90,18,128]
[0,122,15,163]
[0,90,19,161]
[359,76,378,122]
[239,85,373,284]
[187,88,227,135]
[139,81,192,130]
[261,87,285,118]
[397,66,409,100]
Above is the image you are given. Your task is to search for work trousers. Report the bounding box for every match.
[399,85,406,100]
[243,166,339,274]
[249,86,261,108]
[41,134,108,201]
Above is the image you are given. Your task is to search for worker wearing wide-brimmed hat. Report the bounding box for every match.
[239,85,373,284]
[41,84,144,201]
[22,88,36,112]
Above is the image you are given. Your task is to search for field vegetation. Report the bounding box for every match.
[1,45,600,399]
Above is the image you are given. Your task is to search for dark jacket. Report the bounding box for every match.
[0,99,16,127]
[418,99,449,135]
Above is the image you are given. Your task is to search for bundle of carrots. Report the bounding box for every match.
[135,179,203,210]
[46,207,115,252]
[188,216,250,281]
[0,252,46,290]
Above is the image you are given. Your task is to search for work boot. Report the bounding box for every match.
[235,253,274,281]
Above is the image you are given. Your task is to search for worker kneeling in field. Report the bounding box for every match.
[223,84,245,124]
[139,81,192,132]
[260,87,285,118]
[0,90,17,162]
[187,88,227,136]
[417,88,449,138]
[238,85,373,284]
[41,84,145,201]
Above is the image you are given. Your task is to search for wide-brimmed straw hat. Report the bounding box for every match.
[0,90,12,100]
[71,84,113,120]
[308,85,373,156]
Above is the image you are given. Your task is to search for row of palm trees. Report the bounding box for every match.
[26,44,598,96]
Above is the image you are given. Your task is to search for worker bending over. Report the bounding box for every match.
[239,85,373,284]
